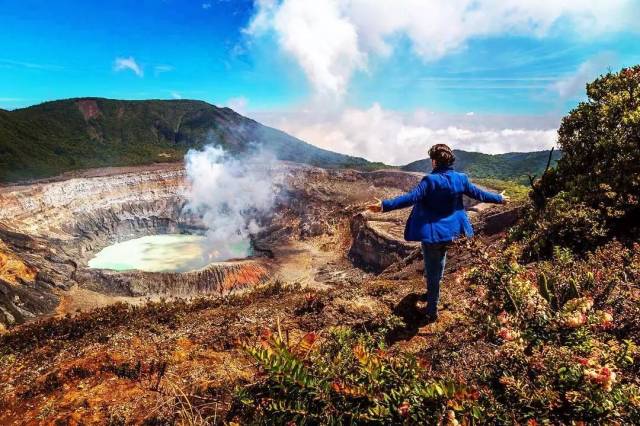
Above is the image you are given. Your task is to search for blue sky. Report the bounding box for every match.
[1,0,639,162]
[0,0,282,107]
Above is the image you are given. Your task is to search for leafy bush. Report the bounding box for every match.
[553,66,640,220]
[517,66,640,257]
[467,240,640,423]
[511,192,608,259]
[234,318,482,424]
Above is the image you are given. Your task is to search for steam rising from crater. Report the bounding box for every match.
[183,145,277,263]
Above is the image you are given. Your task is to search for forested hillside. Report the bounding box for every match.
[402,149,561,183]
[0,98,384,182]
[0,97,562,185]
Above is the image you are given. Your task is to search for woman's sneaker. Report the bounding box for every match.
[418,311,438,325]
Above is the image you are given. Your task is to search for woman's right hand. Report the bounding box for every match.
[366,197,383,212]
[500,191,510,204]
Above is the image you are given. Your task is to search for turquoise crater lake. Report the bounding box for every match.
[88,234,216,273]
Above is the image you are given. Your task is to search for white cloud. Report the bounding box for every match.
[247,0,637,99]
[114,56,143,77]
[0,59,63,71]
[154,65,174,75]
[551,52,616,100]
[243,1,634,160]
[171,91,182,99]
[253,103,558,165]
[225,96,249,114]
[245,0,279,34]
[247,0,365,100]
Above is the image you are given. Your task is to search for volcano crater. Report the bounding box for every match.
[0,164,274,325]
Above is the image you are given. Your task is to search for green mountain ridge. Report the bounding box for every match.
[0,98,384,182]
[0,97,559,184]
[402,149,561,183]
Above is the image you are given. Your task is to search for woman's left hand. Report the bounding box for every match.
[366,198,383,212]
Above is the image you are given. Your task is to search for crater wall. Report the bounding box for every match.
[0,164,197,260]
[349,202,521,273]
[0,164,271,327]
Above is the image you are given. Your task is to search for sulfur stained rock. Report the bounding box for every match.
[0,242,37,285]
[300,214,330,238]
[75,260,270,297]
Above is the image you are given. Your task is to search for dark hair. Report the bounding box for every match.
[428,144,455,168]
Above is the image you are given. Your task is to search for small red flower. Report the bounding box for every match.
[576,357,590,366]
[584,365,617,392]
[260,327,272,340]
[397,400,410,418]
[498,327,519,341]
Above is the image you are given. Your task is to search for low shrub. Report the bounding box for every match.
[511,192,608,260]
[234,318,481,424]
[467,240,640,423]
[514,66,640,258]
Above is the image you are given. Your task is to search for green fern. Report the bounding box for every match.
[237,322,475,424]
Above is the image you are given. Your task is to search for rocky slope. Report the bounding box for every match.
[349,203,521,273]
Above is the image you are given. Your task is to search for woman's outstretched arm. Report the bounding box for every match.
[464,176,506,204]
[379,179,430,212]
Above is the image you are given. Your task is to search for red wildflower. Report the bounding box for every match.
[576,357,590,366]
[584,365,617,392]
[397,400,410,418]
[498,327,519,341]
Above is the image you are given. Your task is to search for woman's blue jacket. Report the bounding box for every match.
[381,166,504,243]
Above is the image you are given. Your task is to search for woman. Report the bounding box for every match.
[367,144,508,322]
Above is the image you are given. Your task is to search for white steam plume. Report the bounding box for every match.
[183,145,277,262]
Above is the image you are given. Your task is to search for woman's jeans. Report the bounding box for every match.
[421,242,448,316]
